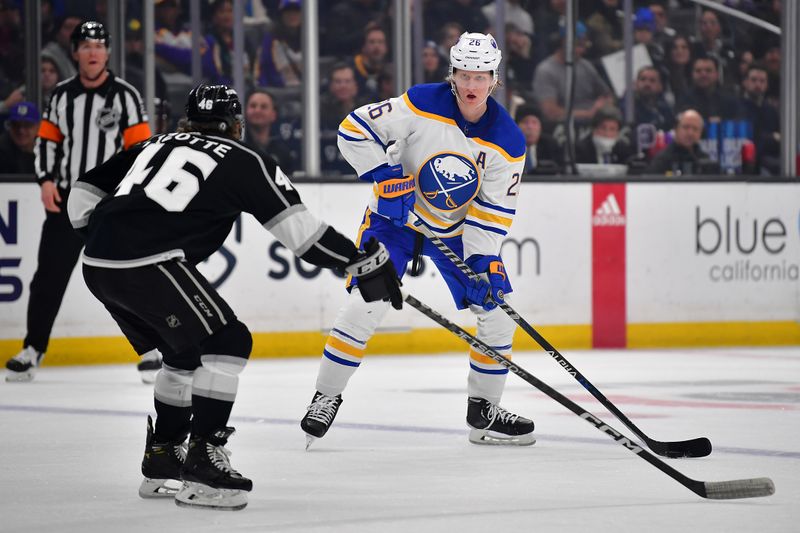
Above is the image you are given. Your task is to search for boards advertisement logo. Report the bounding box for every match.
[592,193,626,226]
[695,206,799,283]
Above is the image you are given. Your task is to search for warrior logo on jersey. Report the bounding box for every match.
[417,152,480,211]
[96,106,121,131]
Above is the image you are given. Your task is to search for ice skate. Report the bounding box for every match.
[137,349,162,384]
[466,397,536,446]
[300,391,343,450]
[139,415,186,498]
[5,346,44,382]
[175,427,252,511]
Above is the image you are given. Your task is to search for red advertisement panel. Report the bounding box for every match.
[592,183,626,348]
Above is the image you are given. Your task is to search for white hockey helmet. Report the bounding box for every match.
[449,32,502,81]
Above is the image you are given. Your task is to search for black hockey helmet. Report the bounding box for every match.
[184,83,243,136]
[70,21,111,51]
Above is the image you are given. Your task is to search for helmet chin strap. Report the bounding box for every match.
[448,66,498,113]
[450,78,498,115]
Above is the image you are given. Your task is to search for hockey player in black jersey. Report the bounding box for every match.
[67,84,403,511]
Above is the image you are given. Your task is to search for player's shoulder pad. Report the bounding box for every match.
[229,138,280,177]
[483,98,526,160]
[405,82,456,120]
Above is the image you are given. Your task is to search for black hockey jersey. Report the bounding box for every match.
[68,131,356,269]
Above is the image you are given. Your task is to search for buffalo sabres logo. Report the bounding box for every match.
[417,152,480,210]
[95,106,120,131]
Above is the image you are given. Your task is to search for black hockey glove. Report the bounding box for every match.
[346,237,403,310]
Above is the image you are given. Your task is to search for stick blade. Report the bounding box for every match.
[652,437,712,458]
[703,477,775,499]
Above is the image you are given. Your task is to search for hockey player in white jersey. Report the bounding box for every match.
[301,32,535,447]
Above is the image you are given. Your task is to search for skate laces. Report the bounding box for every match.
[206,442,239,474]
[485,403,519,426]
[306,394,340,424]
[174,443,187,462]
[15,347,42,366]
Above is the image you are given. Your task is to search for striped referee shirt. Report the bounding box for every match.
[34,71,152,189]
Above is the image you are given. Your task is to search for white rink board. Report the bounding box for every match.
[0,182,590,339]
[627,183,800,322]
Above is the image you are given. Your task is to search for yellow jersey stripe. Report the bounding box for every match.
[403,93,458,127]
[472,137,525,163]
[467,205,513,227]
[340,117,365,136]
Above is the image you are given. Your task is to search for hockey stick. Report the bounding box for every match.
[403,291,774,500]
[409,214,712,458]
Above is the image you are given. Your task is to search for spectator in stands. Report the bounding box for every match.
[761,40,781,109]
[515,104,563,174]
[377,65,395,101]
[244,89,294,174]
[206,0,253,86]
[0,83,23,116]
[154,0,192,74]
[633,7,665,71]
[533,0,566,64]
[435,22,463,64]
[532,21,613,131]
[691,9,735,86]
[645,109,720,175]
[679,56,740,123]
[505,23,535,90]
[425,0,488,44]
[124,19,168,103]
[41,15,81,80]
[0,101,38,174]
[734,49,755,93]
[738,64,780,175]
[648,1,675,50]
[40,56,61,103]
[422,41,448,84]
[586,0,623,59]
[482,0,534,36]
[155,0,253,85]
[630,66,674,132]
[575,105,635,165]
[349,23,389,100]
[0,0,23,86]
[323,0,386,56]
[662,34,692,107]
[320,63,365,130]
[257,0,302,87]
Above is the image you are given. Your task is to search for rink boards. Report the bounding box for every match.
[0,181,798,363]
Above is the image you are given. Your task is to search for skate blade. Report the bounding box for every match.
[305,434,316,451]
[175,481,248,511]
[138,369,159,384]
[139,477,182,498]
[5,370,35,382]
[469,429,536,446]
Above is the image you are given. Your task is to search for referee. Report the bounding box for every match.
[5,21,156,383]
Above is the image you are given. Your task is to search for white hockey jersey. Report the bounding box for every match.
[337,82,526,259]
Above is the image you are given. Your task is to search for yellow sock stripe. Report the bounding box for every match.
[326,335,365,359]
[469,348,510,366]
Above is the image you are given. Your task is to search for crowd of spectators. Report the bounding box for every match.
[0,0,788,177]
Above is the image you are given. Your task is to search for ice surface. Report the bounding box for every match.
[2,347,798,532]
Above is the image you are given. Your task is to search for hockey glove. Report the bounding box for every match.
[465,255,508,311]
[362,163,416,227]
[347,237,403,310]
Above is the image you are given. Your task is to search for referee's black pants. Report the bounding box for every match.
[24,194,83,353]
